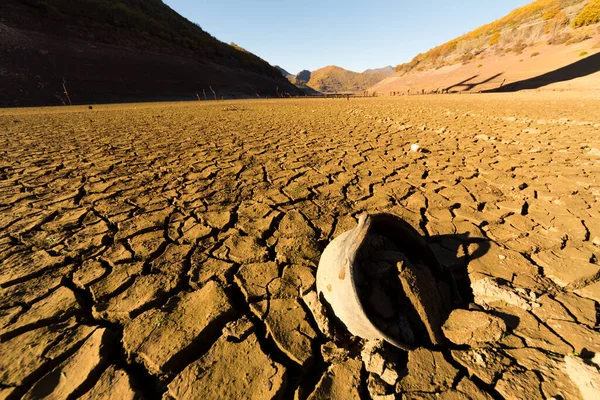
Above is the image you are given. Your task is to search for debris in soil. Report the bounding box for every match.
[321,341,350,363]
[368,374,396,400]
[306,357,362,400]
[395,347,458,393]
[222,315,254,341]
[451,348,512,385]
[397,259,448,345]
[471,277,540,311]
[303,290,333,338]
[222,105,246,111]
[442,309,507,346]
[361,340,400,386]
[564,354,600,400]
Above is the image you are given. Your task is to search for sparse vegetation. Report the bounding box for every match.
[461,52,476,64]
[512,41,528,54]
[531,51,541,57]
[579,51,589,56]
[488,32,501,46]
[572,0,600,27]
[544,10,569,34]
[547,32,572,44]
[542,4,561,20]
[477,64,483,68]
[305,66,391,93]
[230,42,250,54]
[566,34,592,44]
[394,0,588,75]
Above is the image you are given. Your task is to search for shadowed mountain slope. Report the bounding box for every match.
[0,0,300,107]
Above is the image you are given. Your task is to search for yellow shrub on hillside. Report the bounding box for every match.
[542,4,560,19]
[394,0,587,75]
[572,0,600,27]
[488,32,501,45]
[545,10,570,33]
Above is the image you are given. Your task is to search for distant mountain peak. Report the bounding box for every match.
[274,65,291,77]
[362,66,394,75]
[281,65,393,93]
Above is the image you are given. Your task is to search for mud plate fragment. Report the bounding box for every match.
[396,348,458,393]
[167,329,286,400]
[123,280,235,375]
[79,366,138,400]
[397,261,447,345]
[442,309,506,346]
[307,358,362,400]
[23,328,109,400]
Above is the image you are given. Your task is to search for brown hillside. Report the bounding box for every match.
[0,0,300,107]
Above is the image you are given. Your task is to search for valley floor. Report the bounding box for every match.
[1,93,600,399]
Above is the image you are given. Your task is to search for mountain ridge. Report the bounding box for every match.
[0,0,300,106]
[282,64,393,93]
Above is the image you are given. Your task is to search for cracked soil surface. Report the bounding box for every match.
[1,93,599,399]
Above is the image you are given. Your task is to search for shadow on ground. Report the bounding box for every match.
[428,232,491,304]
[445,73,503,93]
[485,52,600,92]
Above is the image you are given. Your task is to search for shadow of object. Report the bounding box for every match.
[317,213,492,351]
[486,308,521,330]
[445,73,503,92]
[428,233,491,305]
[484,53,600,92]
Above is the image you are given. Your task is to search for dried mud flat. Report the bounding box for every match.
[1,93,600,399]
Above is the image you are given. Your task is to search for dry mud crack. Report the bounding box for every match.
[1,93,600,399]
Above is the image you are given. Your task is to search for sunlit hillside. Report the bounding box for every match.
[305,65,392,93]
[394,0,597,75]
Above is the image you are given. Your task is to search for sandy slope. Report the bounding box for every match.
[371,36,600,94]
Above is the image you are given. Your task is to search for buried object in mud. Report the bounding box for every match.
[316,213,459,350]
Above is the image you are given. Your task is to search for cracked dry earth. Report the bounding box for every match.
[1,93,600,400]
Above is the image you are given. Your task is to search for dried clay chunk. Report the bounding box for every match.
[397,260,447,345]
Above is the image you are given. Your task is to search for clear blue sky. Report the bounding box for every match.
[163,0,530,74]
